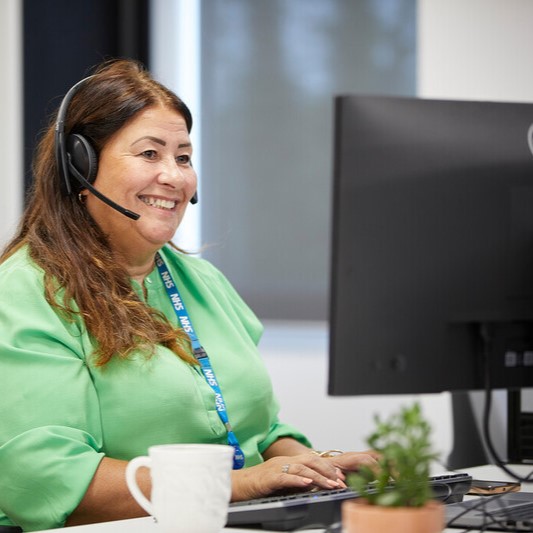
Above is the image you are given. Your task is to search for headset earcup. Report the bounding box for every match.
[66,133,98,187]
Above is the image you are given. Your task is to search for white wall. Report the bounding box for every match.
[0,0,23,250]
[417,0,533,103]
[417,0,533,462]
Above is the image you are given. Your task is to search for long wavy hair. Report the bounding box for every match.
[1,59,196,366]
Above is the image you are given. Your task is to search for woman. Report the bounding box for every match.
[0,59,377,531]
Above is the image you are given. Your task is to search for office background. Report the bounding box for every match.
[1,0,533,469]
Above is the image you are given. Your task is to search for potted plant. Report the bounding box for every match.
[343,402,445,533]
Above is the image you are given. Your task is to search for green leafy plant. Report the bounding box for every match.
[347,402,439,507]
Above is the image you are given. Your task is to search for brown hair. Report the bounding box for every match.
[1,59,196,366]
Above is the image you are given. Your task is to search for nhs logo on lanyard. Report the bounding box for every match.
[170,293,184,311]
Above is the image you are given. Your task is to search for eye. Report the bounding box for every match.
[141,150,158,160]
[176,154,191,165]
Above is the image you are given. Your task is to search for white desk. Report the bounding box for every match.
[32,464,533,533]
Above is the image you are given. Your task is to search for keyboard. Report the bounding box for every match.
[227,472,472,531]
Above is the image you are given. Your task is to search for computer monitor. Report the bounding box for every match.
[328,95,533,397]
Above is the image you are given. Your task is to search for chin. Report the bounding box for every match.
[147,234,176,247]
[139,221,180,243]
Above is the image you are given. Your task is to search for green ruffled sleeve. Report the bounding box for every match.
[0,428,104,531]
[0,252,105,531]
[257,419,313,455]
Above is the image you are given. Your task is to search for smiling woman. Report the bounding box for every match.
[0,59,377,531]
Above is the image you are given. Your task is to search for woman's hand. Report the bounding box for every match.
[324,450,381,478]
[230,450,379,502]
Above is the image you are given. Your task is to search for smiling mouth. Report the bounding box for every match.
[139,196,177,210]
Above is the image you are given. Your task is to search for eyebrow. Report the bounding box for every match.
[130,136,191,149]
[131,136,166,147]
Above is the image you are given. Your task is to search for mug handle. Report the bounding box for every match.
[125,456,154,516]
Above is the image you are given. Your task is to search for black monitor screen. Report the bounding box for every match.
[328,95,533,396]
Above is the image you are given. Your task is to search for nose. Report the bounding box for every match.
[158,157,188,187]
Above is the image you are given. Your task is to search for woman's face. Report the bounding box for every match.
[85,105,197,260]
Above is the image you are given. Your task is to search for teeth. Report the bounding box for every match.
[140,196,176,210]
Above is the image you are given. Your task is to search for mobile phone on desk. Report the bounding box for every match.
[468,479,521,495]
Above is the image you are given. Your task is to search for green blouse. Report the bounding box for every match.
[0,245,310,531]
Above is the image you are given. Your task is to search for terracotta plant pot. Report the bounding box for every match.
[342,499,445,533]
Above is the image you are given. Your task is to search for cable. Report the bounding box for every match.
[479,323,533,484]
[445,491,531,532]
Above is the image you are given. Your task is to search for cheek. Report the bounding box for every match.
[97,157,147,191]
[188,169,198,191]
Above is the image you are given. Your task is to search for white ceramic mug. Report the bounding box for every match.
[126,444,234,533]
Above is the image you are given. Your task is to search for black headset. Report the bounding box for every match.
[54,75,198,221]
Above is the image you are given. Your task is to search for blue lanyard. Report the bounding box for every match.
[155,252,245,469]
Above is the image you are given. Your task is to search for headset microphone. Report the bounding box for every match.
[67,151,141,220]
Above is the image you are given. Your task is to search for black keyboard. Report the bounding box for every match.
[227,472,472,531]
